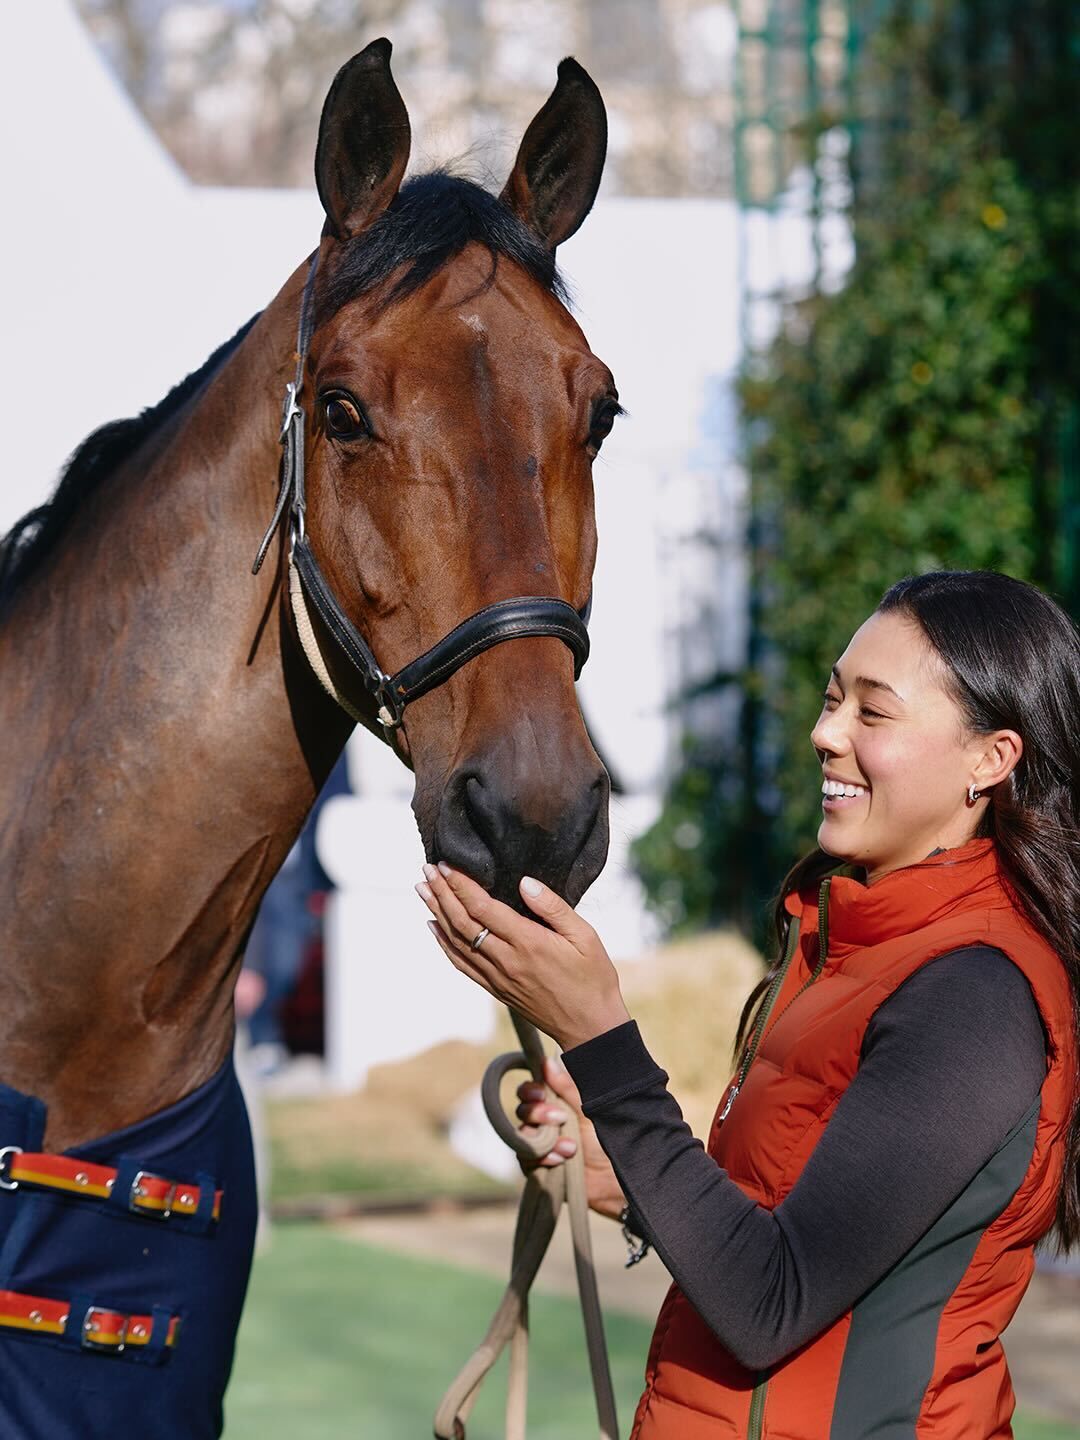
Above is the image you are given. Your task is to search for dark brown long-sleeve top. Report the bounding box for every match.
[561,946,1046,1372]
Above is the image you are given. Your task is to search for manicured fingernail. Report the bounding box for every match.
[521,876,542,897]
[415,882,433,901]
[423,863,437,883]
[427,920,439,936]
[547,1053,565,1075]
[438,861,452,877]
[545,1108,565,1123]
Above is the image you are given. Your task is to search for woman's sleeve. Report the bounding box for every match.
[561,945,1045,1371]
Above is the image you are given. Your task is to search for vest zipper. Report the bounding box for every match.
[748,1376,768,1440]
[718,911,802,1122]
[816,876,831,976]
[746,877,832,1440]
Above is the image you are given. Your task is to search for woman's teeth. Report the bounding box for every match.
[822,779,869,799]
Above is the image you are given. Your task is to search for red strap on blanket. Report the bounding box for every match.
[0,1289,181,1351]
[0,1148,222,1221]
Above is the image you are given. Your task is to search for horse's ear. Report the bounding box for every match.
[315,38,411,242]
[500,58,607,250]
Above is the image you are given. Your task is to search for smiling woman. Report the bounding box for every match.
[420,569,1080,1440]
[812,602,1023,881]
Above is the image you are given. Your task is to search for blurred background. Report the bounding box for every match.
[67,0,1080,939]
[7,1,1079,1434]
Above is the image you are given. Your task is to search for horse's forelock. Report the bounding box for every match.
[315,171,570,324]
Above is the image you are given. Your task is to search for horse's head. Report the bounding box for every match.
[290,39,616,907]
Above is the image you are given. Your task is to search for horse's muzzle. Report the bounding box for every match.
[432,758,610,908]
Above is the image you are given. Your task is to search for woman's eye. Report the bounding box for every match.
[822,689,841,708]
[323,395,366,439]
[860,706,885,720]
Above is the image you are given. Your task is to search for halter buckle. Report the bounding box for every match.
[279,381,302,442]
[373,678,404,732]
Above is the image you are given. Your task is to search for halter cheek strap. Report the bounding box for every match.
[252,254,318,576]
[253,254,593,733]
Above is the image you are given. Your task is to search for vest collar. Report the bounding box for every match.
[795,838,1006,957]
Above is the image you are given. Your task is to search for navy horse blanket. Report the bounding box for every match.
[0,1056,257,1437]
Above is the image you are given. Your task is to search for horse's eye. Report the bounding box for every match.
[588,399,622,453]
[323,394,366,439]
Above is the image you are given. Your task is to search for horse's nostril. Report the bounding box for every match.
[463,775,490,834]
[465,773,513,855]
[432,771,498,891]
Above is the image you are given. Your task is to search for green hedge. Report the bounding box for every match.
[632,2,1079,936]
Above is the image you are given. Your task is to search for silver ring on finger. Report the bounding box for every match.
[470,927,490,952]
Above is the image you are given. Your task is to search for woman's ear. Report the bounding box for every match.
[972,730,1023,793]
[315,38,411,242]
[500,57,607,250]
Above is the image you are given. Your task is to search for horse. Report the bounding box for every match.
[0,39,616,1436]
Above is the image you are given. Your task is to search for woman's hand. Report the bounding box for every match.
[516,1054,626,1221]
[415,863,630,1052]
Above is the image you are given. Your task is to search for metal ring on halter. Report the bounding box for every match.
[470,927,490,952]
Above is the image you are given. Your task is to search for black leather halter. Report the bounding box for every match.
[253,255,592,732]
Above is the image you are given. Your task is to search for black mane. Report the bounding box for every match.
[0,171,564,608]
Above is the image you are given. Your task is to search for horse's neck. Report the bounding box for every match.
[0,266,351,1146]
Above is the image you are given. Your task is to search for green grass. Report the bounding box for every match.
[225,1223,1077,1439]
[1020,1421,1080,1440]
[226,1222,650,1439]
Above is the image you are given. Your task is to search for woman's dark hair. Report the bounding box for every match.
[735,571,1080,1250]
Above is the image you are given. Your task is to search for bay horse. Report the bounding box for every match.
[0,40,616,1436]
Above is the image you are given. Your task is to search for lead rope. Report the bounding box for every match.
[433,1010,619,1440]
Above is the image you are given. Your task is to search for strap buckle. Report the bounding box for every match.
[129,1171,177,1220]
[0,1146,23,1191]
[372,677,404,732]
[82,1305,129,1353]
[279,381,302,442]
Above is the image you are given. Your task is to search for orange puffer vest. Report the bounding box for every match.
[630,840,1076,1440]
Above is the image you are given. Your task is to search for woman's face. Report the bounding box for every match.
[811,610,996,882]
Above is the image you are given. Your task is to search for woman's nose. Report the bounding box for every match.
[811,706,849,758]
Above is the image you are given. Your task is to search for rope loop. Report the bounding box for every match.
[480,1051,561,1160]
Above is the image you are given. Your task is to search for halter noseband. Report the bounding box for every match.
[253,254,592,732]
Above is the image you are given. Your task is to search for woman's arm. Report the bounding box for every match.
[415,865,1045,1373]
[563,946,1045,1371]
